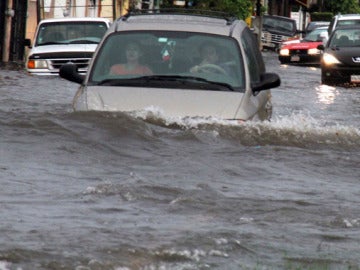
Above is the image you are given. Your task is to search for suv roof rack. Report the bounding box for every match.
[120,8,237,25]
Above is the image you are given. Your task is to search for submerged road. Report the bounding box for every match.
[0,52,359,269]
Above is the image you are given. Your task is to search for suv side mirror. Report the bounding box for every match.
[251,73,281,95]
[59,63,85,84]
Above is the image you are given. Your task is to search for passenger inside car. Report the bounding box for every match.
[337,35,351,46]
[110,42,153,75]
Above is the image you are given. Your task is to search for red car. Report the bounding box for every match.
[278,26,328,65]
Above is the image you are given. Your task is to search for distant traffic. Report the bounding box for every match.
[275,13,360,86]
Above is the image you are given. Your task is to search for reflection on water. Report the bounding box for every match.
[316,84,338,105]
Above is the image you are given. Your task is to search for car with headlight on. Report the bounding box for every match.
[318,25,360,85]
[26,17,111,75]
[59,9,281,122]
[305,21,330,35]
[278,26,328,65]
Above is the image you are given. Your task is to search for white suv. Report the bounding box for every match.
[328,14,360,36]
[26,17,111,75]
[60,10,280,121]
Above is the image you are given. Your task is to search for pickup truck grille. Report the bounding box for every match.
[261,31,285,49]
[50,58,90,69]
[28,52,94,74]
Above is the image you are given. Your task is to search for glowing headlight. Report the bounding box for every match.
[279,49,290,56]
[27,59,48,69]
[308,48,320,55]
[322,53,341,65]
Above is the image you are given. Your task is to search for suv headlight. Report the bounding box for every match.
[27,59,48,69]
[322,52,341,65]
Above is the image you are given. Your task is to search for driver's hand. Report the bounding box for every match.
[190,65,200,73]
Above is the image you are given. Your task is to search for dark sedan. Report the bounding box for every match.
[318,25,360,85]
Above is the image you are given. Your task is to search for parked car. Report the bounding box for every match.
[60,10,281,121]
[318,25,360,85]
[305,21,330,35]
[25,17,111,75]
[328,14,360,36]
[261,15,298,51]
[278,26,328,65]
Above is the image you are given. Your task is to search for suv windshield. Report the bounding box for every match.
[36,21,108,46]
[89,31,245,91]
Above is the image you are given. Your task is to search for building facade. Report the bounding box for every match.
[0,0,320,65]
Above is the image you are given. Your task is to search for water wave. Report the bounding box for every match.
[129,109,360,149]
[2,108,359,150]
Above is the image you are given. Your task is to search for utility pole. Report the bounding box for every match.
[2,0,13,62]
[256,0,261,16]
[253,0,263,50]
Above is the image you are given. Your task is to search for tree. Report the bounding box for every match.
[160,0,253,20]
[206,0,252,20]
[323,0,360,14]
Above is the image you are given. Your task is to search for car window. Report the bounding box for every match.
[89,31,246,91]
[241,27,264,84]
[304,28,327,41]
[36,22,108,45]
[329,28,360,47]
[337,19,360,27]
[305,22,329,33]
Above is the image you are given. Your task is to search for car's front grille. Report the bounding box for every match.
[50,58,91,69]
[289,49,308,55]
[261,31,284,47]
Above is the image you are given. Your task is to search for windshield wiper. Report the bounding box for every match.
[68,40,99,44]
[96,75,235,91]
[38,41,65,46]
[159,75,235,91]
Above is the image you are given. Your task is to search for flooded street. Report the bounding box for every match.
[1,52,360,270]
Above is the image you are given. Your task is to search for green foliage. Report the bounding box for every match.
[203,0,252,19]
[310,12,333,22]
[323,0,360,14]
[160,0,253,20]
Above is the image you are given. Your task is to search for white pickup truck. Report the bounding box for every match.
[26,17,111,75]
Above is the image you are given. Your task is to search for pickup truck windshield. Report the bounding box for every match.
[263,16,296,34]
[36,22,108,46]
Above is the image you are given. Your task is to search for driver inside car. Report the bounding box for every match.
[190,42,228,75]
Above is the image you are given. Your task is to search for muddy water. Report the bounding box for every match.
[0,52,359,269]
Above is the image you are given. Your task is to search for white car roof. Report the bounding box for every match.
[39,17,111,24]
[336,14,360,20]
[111,12,246,36]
